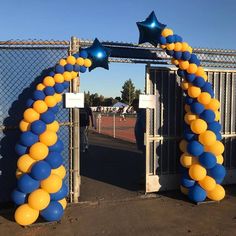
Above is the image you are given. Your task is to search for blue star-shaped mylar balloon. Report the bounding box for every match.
[85,38,111,71]
[136,11,166,47]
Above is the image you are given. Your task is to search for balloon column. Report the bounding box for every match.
[12,38,110,226]
[137,12,226,203]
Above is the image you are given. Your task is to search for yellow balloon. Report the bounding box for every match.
[33,100,48,114]
[205,141,224,156]
[195,67,205,77]
[214,111,220,121]
[39,130,58,146]
[51,165,66,179]
[197,92,211,105]
[189,164,207,181]
[190,119,207,134]
[179,60,189,70]
[41,174,62,193]
[160,44,166,49]
[187,63,197,74]
[202,73,208,81]
[171,58,179,66]
[187,46,193,54]
[174,42,182,51]
[184,104,191,113]
[76,57,84,66]
[29,142,49,160]
[166,43,175,50]
[43,76,55,87]
[23,108,40,123]
[181,80,190,90]
[181,42,189,51]
[207,184,225,201]
[36,83,46,91]
[66,55,76,65]
[161,28,173,37]
[58,198,67,210]
[184,112,198,125]
[44,96,57,108]
[14,204,39,226]
[187,86,201,98]
[205,98,220,111]
[179,139,188,153]
[54,73,64,83]
[59,59,67,66]
[71,71,78,79]
[54,93,62,103]
[63,71,72,81]
[180,153,198,168]
[28,189,50,211]
[180,185,189,195]
[216,155,224,164]
[16,169,23,179]
[17,154,37,173]
[199,176,216,191]
[19,120,30,132]
[199,130,217,146]
[46,120,60,132]
[84,59,92,68]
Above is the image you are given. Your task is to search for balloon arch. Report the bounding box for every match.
[12,12,225,226]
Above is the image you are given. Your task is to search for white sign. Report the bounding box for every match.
[65,93,84,108]
[139,94,156,109]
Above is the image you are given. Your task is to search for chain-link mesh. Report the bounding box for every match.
[0,40,70,202]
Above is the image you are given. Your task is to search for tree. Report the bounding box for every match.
[115,96,121,102]
[135,89,142,99]
[84,91,91,105]
[120,79,135,105]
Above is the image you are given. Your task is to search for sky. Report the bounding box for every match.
[1,0,235,97]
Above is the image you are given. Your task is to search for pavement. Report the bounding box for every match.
[0,131,236,236]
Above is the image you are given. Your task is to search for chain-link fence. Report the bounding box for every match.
[0,40,70,202]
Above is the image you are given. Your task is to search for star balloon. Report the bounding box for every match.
[136,11,166,47]
[85,38,111,71]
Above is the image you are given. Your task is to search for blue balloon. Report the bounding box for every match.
[173,51,182,60]
[189,54,201,66]
[199,152,217,169]
[49,105,59,114]
[79,66,87,73]
[174,34,183,42]
[64,64,73,72]
[31,120,46,135]
[166,35,174,43]
[183,127,196,141]
[55,65,64,74]
[26,99,34,108]
[20,131,38,147]
[45,152,64,168]
[182,51,191,61]
[185,73,196,83]
[11,189,28,205]
[202,82,212,92]
[30,161,51,180]
[17,174,40,194]
[49,139,64,153]
[159,36,167,45]
[185,96,194,105]
[54,83,64,94]
[216,132,222,141]
[44,86,55,96]
[208,121,221,133]
[41,110,55,124]
[49,71,55,77]
[50,182,68,201]
[192,76,205,88]
[166,50,174,56]
[73,65,80,72]
[85,38,111,71]
[33,90,45,100]
[188,184,206,203]
[181,173,195,188]
[199,110,215,123]
[72,53,79,59]
[187,141,204,156]
[190,102,205,115]
[79,50,88,59]
[208,164,226,181]
[40,201,64,222]
[136,11,166,47]
[62,81,70,89]
[177,69,185,77]
[15,143,28,156]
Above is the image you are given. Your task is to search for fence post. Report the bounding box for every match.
[113,113,116,138]
[70,36,80,203]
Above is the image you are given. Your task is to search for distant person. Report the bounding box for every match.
[132,99,146,153]
[119,106,126,121]
[80,103,94,152]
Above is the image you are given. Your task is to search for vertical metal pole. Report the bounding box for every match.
[71,36,80,203]
[113,113,116,138]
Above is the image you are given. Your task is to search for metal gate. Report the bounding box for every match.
[145,66,236,192]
